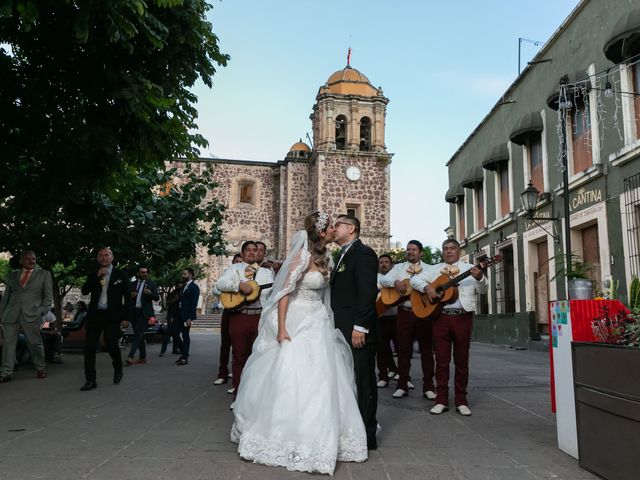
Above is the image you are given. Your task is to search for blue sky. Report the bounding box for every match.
[192,0,580,249]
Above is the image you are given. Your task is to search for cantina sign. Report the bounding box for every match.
[569,188,602,212]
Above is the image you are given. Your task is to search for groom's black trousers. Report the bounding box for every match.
[352,343,378,449]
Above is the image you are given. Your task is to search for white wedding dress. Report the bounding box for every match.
[230,270,368,475]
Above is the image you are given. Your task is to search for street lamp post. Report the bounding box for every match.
[558,81,573,281]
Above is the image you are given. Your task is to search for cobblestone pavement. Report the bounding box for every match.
[0,333,596,480]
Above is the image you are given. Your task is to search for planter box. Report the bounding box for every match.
[572,342,640,480]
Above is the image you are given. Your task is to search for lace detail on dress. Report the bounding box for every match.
[231,424,367,475]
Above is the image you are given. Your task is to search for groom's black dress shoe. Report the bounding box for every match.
[367,441,378,451]
[80,380,97,391]
[113,368,123,384]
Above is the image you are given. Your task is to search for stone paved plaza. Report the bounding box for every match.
[0,333,596,480]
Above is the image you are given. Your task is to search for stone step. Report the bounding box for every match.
[193,312,222,329]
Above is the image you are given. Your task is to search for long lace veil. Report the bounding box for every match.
[253,230,311,351]
[250,229,351,374]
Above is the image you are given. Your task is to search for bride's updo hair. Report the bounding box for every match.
[304,211,331,278]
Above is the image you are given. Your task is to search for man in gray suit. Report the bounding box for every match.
[0,250,53,382]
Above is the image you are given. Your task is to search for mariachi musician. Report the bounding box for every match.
[212,253,243,390]
[410,238,487,416]
[376,254,398,388]
[379,240,436,400]
[215,241,274,408]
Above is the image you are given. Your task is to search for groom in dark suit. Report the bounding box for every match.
[331,214,379,450]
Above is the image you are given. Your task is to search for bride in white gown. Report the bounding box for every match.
[231,212,368,475]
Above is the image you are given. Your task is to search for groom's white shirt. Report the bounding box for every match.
[215,262,274,308]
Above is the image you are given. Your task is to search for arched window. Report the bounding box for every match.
[359,116,371,151]
[335,115,347,150]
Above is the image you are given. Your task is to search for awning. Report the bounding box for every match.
[604,9,640,64]
[510,112,543,145]
[444,184,464,203]
[481,143,509,171]
[461,166,484,188]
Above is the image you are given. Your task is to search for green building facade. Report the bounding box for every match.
[445,0,640,347]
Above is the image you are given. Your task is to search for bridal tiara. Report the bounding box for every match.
[315,212,329,231]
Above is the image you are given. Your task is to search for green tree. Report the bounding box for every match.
[1,1,229,313]
[1,0,229,207]
[0,162,226,314]
[384,245,443,265]
[154,256,207,309]
[0,258,11,284]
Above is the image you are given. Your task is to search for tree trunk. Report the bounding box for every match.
[51,274,64,329]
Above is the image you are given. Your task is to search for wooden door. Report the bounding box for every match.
[581,225,601,291]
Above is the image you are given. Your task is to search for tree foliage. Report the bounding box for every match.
[385,246,443,265]
[0,258,11,285]
[1,0,229,207]
[154,256,207,309]
[0,162,226,311]
[0,1,229,310]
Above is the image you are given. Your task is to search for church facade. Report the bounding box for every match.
[176,66,393,300]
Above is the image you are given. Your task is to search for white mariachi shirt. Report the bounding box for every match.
[379,260,433,309]
[377,272,397,316]
[215,262,274,309]
[410,261,488,313]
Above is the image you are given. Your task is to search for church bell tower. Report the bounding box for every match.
[309,64,392,252]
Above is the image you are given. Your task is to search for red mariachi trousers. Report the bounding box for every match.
[433,312,473,407]
[395,307,434,393]
[229,312,260,397]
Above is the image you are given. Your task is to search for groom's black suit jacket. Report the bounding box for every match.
[330,239,379,345]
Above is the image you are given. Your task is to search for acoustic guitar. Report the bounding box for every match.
[220,280,273,310]
[377,278,412,317]
[410,255,502,319]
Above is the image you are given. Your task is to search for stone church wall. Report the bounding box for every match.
[315,152,391,253]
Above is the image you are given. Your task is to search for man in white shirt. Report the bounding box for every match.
[216,241,274,404]
[410,238,488,416]
[213,253,242,387]
[375,254,398,388]
[379,240,436,400]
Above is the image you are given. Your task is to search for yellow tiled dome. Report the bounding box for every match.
[323,66,378,96]
[289,140,311,152]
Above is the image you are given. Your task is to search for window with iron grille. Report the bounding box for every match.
[473,252,489,314]
[624,172,640,278]
[494,244,516,314]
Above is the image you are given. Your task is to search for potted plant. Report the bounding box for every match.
[550,254,594,300]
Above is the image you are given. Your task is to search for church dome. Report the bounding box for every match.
[289,140,311,153]
[286,139,311,159]
[322,66,379,97]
